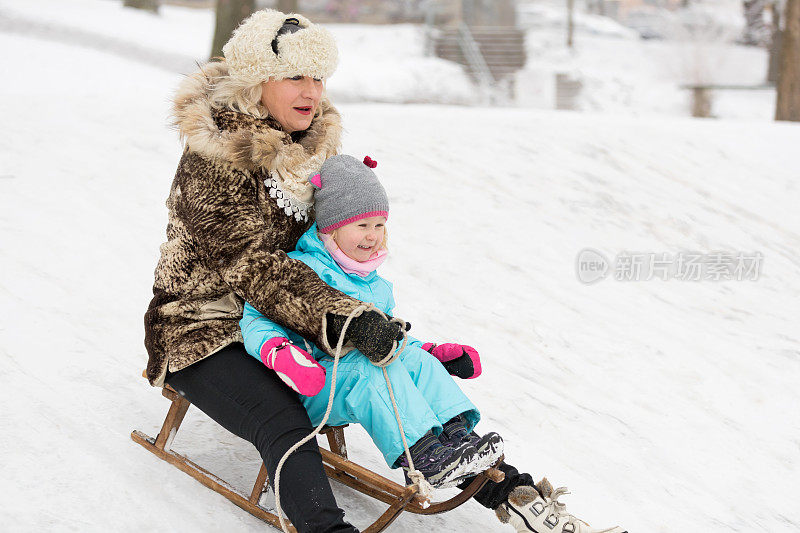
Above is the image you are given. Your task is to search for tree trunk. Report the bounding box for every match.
[691,87,713,118]
[767,4,782,83]
[123,0,159,14]
[277,0,299,12]
[775,0,800,120]
[210,0,256,61]
[567,0,575,48]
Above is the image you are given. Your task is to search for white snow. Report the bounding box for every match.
[1,1,799,532]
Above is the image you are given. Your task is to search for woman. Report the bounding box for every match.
[143,9,625,533]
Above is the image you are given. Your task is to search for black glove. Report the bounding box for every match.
[441,356,476,379]
[326,310,407,363]
[421,342,482,379]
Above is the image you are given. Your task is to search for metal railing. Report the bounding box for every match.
[456,22,496,104]
[421,0,527,105]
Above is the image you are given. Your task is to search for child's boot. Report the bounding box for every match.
[440,415,504,470]
[397,431,479,488]
[495,478,627,533]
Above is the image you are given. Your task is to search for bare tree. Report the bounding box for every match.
[461,0,515,25]
[741,0,769,46]
[210,0,256,60]
[767,2,782,83]
[123,0,159,14]
[277,0,299,12]
[775,0,800,120]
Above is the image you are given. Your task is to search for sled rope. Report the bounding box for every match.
[272,303,431,533]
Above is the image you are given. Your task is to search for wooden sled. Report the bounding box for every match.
[132,379,505,532]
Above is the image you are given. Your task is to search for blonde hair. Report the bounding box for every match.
[206,63,269,118]
[206,61,326,120]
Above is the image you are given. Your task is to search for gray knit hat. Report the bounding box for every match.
[310,155,389,233]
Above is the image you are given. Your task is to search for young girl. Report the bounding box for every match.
[240,154,503,488]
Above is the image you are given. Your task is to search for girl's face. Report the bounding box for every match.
[260,75,324,133]
[331,216,387,262]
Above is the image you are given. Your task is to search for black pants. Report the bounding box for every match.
[167,343,357,533]
[460,462,534,510]
[167,343,533,531]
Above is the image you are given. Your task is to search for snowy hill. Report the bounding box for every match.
[2,1,800,532]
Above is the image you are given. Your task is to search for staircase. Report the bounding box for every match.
[433,25,527,83]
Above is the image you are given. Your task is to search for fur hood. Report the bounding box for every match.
[171,61,342,175]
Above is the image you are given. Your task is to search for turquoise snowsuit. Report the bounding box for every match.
[240,224,480,467]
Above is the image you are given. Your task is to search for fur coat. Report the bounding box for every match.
[143,62,361,387]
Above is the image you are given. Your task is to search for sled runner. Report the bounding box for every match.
[131,378,505,532]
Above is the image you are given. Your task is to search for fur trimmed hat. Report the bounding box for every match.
[222,9,338,83]
[310,155,389,233]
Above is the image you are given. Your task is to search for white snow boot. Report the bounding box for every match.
[496,478,627,533]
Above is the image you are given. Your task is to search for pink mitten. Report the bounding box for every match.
[422,342,482,379]
[260,337,326,396]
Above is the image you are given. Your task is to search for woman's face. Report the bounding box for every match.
[331,216,387,262]
[260,76,324,133]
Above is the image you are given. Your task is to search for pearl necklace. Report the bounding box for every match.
[264,173,313,223]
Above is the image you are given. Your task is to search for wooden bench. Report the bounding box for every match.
[680,83,775,118]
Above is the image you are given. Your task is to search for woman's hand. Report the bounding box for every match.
[422,342,482,379]
[326,310,406,363]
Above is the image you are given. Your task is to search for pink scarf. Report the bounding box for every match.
[319,232,387,277]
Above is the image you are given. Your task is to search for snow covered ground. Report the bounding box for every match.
[516,1,776,118]
[2,1,799,532]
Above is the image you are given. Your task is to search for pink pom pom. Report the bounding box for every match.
[363,156,377,168]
